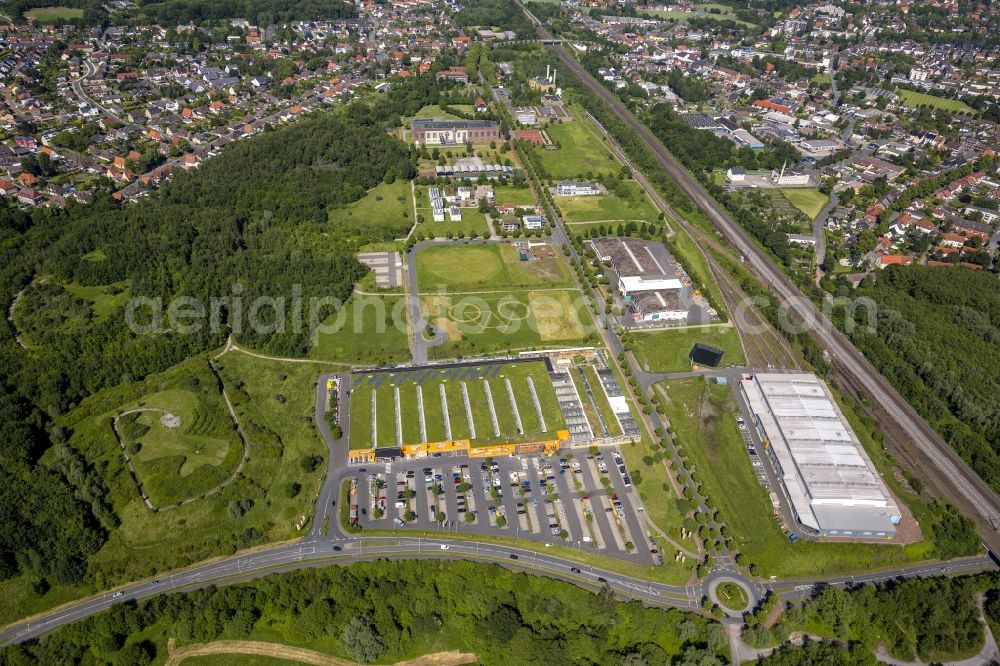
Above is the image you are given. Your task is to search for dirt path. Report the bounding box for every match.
[165,638,478,666]
[215,335,354,368]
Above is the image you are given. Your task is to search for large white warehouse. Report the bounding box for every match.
[740,372,901,538]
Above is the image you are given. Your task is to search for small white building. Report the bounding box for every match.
[726,167,746,182]
[448,205,462,222]
[523,215,545,230]
[555,180,601,196]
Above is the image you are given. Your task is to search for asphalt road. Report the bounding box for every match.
[2,525,990,646]
[530,20,1000,553]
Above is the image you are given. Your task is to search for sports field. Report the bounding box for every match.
[25,6,83,22]
[535,111,621,179]
[894,88,975,114]
[416,243,570,290]
[348,360,566,449]
[415,243,592,356]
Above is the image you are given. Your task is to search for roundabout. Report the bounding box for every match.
[703,569,758,617]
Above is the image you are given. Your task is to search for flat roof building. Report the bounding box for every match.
[740,372,900,538]
[589,237,687,322]
[411,119,501,146]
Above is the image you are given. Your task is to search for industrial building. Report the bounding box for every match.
[411,119,501,146]
[589,237,688,323]
[740,373,900,538]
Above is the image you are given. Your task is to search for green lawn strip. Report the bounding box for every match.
[616,439,699,556]
[661,377,933,578]
[583,366,622,437]
[310,294,409,366]
[354,526,695,585]
[374,386,398,447]
[780,188,828,221]
[444,380,472,441]
[486,377,519,437]
[528,365,566,434]
[348,381,374,450]
[397,382,423,445]
[670,223,729,321]
[506,371,541,435]
[569,368,603,436]
[417,378,448,443]
[625,325,744,373]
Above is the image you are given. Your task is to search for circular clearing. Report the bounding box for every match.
[160,412,182,429]
[716,582,750,612]
[497,300,531,323]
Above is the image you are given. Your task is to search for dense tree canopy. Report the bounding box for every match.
[837,266,1000,493]
[0,561,728,665]
[0,97,423,587]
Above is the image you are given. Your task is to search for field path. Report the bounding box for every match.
[165,638,478,666]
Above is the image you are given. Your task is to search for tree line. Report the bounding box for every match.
[0,560,728,665]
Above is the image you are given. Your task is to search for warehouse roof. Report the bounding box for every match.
[741,372,899,534]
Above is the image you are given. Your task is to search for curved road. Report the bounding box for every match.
[527,13,1000,553]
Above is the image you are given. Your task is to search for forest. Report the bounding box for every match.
[834,266,1000,494]
[454,0,537,38]
[0,87,429,590]
[0,561,729,665]
[749,571,1000,663]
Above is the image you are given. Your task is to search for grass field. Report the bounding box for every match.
[492,185,538,206]
[328,180,413,241]
[557,181,659,224]
[0,354,330,625]
[416,243,570,291]
[309,292,410,366]
[63,280,131,320]
[418,208,491,238]
[422,288,595,358]
[660,377,936,578]
[410,104,463,121]
[535,111,621,179]
[25,6,83,22]
[780,188,829,221]
[894,88,975,114]
[348,360,566,449]
[626,326,745,373]
[118,387,242,507]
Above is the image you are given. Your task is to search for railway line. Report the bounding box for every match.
[521,7,1000,554]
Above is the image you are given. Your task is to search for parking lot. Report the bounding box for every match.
[350,447,660,565]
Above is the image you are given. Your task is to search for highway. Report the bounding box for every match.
[520,5,1000,554]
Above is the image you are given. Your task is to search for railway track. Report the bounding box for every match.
[523,11,1000,554]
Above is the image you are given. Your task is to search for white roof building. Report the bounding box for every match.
[740,372,900,537]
